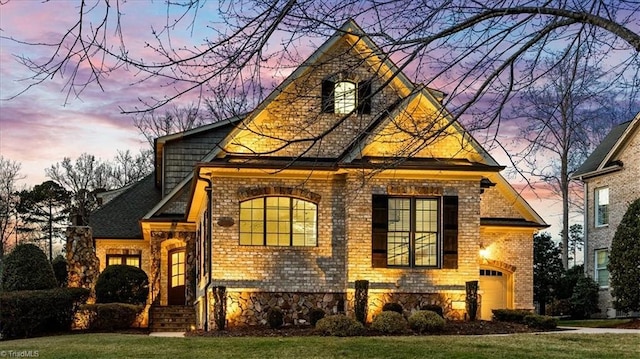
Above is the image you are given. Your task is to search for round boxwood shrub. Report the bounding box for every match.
[309,307,326,327]
[267,307,284,329]
[408,310,446,333]
[95,265,149,305]
[315,314,364,336]
[382,302,404,314]
[372,310,407,334]
[1,243,56,291]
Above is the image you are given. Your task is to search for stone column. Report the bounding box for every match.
[66,226,99,302]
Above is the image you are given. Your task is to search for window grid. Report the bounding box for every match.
[171,251,185,287]
[334,81,356,114]
[595,187,609,226]
[106,254,141,268]
[239,196,317,247]
[595,249,609,287]
[386,197,439,267]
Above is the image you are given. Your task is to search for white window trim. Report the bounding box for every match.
[594,187,609,227]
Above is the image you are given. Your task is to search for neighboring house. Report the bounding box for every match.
[573,113,640,318]
[87,20,547,330]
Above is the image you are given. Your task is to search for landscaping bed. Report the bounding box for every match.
[186,319,547,337]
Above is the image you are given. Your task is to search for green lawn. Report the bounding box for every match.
[558,319,633,328]
[1,333,639,359]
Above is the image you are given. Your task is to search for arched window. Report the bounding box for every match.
[239,196,317,246]
[322,79,371,114]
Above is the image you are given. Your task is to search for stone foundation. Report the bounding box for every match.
[349,291,468,322]
[211,291,346,328]
[208,290,468,328]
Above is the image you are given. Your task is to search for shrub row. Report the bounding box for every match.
[79,303,144,331]
[0,288,89,339]
[491,309,534,323]
[524,314,558,330]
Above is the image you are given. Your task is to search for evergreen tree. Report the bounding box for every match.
[609,198,640,313]
[533,232,564,315]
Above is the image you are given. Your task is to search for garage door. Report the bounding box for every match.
[479,269,507,320]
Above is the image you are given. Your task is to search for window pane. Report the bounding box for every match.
[388,198,410,231]
[415,233,437,266]
[107,256,122,266]
[292,199,317,246]
[595,250,610,287]
[595,188,609,226]
[240,198,264,245]
[387,232,410,266]
[125,257,140,267]
[416,199,438,233]
[334,81,356,114]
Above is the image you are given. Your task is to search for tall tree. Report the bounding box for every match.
[16,181,71,262]
[0,156,24,263]
[3,1,638,141]
[45,154,112,226]
[609,198,640,313]
[110,149,153,188]
[509,50,629,269]
[533,232,564,315]
[133,105,210,148]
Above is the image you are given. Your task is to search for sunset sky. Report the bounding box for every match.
[3,1,630,246]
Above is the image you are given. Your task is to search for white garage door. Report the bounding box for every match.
[479,269,508,320]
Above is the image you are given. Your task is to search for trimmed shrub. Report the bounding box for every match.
[372,311,407,334]
[315,315,364,337]
[420,304,444,318]
[382,302,403,314]
[569,276,600,319]
[547,298,572,317]
[52,254,68,287]
[1,243,56,291]
[491,309,533,323]
[267,307,284,329]
[95,265,149,305]
[81,303,143,331]
[524,314,558,330]
[0,287,89,339]
[309,308,326,327]
[408,310,446,333]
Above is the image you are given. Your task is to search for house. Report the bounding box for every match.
[85,20,547,330]
[573,113,640,318]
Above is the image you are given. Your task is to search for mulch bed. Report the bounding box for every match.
[612,319,640,329]
[185,320,545,337]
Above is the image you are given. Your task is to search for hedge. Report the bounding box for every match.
[79,303,144,331]
[0,287,89,339]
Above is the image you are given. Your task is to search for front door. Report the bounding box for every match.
[168,248,186,305]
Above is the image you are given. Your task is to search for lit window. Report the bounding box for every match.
[373,195,458,269]
[595,187,609,226]
[106,254,141,268]
[321,80,371,114]
[239,196,317,246]
[595,249,609,287]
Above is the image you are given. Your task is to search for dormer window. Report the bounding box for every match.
[322,79,371,114]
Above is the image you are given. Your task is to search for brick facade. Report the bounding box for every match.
[583,125,640,317]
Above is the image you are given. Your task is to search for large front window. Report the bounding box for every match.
[239,196,317,246]
[595,187,609,226]
[595,249,609,288]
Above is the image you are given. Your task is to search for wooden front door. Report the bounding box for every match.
[168,248,186,305]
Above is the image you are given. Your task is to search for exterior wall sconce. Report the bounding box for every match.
[479,242,489,259]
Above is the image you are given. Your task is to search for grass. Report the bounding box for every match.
[558,318,633,328]
[1,333,639,359]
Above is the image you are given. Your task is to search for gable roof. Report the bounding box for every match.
[573,113,640,180]
[89,174,162,239]
[216,20,499,169]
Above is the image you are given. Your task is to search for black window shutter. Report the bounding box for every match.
[357,81,372,114]
[442,196,458,269]
[321,80,334,113]
[372,195,388,267]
